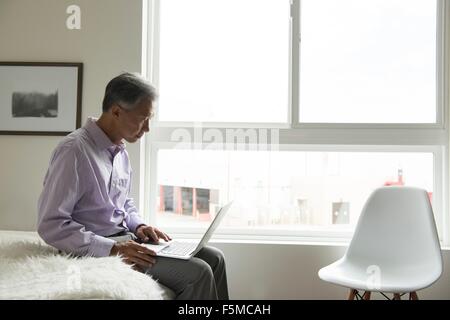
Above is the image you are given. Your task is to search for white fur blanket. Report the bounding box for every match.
[0,231,172,300]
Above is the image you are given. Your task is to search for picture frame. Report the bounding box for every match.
[0,62,83,135]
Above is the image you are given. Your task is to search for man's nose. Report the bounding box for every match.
[143,119,150,132]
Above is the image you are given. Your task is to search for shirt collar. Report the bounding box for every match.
[84,117,126,151]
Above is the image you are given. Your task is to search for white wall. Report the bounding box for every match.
[213,241,450,299]
[0,0,449,300]
[0,0,143,230]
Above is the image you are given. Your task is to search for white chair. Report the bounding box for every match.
[318,186,443,300]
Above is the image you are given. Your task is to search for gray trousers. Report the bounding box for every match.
[107,232,229,300]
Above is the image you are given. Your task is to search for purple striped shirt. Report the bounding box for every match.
[37,117,145,257]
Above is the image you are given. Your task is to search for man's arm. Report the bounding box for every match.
[37,146,115,257]
[123,169,146,233]
[122,168,171,243]
[124,196,146,233]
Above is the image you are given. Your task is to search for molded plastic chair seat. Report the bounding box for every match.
[319,257,441,293]
[318,186,443,299]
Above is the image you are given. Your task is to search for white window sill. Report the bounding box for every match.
[168,232,450,250]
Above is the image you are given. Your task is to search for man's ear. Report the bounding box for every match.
[110,104,121,119]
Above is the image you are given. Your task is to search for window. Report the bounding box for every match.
[145,0,448,244]
[299,0,437,123]
[156,148,434,229]
[156,0,290,123]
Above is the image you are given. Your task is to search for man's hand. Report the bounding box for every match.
[135,225,172,244]
[110,240,156,272]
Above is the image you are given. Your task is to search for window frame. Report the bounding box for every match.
[144,0,450,245]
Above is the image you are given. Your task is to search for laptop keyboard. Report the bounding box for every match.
[160,242,197,256]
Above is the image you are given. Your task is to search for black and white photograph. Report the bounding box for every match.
[12,90,58,118]
[0,62,82,135]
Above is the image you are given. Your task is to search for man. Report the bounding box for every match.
[37,72,229,300]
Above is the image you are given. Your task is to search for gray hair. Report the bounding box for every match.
[102,72,157,112]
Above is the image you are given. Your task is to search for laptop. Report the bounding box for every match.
[142,201,233,260]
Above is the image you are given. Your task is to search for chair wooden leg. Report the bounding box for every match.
[348,289,358,300]
[409,292,419,300]
[393,293,401,300]
[362,291,371,300]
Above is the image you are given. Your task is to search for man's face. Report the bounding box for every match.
[116,98,153,143]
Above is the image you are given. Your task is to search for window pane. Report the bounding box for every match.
[158,0,290,123]
[299,0,437,123]
[156,149,434,230]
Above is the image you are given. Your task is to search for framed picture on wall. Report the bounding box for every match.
[0,62,83,135]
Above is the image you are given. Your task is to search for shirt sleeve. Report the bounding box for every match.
[37,145,116,257]
[124,169,146,233]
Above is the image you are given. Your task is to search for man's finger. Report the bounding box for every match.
[131,252,155,267]
[130,242,156,256]
[136,229,149,242]
[145,228,159,242]
[122,253,152,272]
[132,251,156,265]
[130,256,153,270]
[136,229,145,239]
[123,258,143,271]
[133,247,157,262]
[156,230,171,242]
